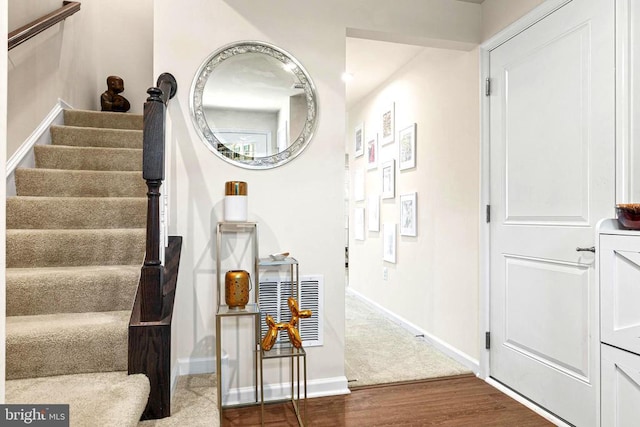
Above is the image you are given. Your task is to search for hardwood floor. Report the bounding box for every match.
[222,375,553,426]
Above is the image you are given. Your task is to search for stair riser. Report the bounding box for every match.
[6,313,129,380]
[15,169,146,197]
[64,109,143,130]
[7,197,146,229]
[50,125,143,149]
[6,229,145,268]
[6,268,139,316]
[35,145,142,171]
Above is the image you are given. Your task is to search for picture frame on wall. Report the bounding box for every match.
[383,223,397,263]
[400,192,417,237]
[354,122,364,158]
[366,134,378,170]
[381,160,395,199]
[399,123,416,171]
[381,102,395,145]
[354,207,365,241]
[368,194,380,232]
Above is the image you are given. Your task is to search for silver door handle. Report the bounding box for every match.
[576,246,595,253]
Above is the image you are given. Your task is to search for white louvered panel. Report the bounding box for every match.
[300,278,322,345]
[259,275,323,347]
[259,280,279,338]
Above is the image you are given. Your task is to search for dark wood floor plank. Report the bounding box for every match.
[222,375,553,426]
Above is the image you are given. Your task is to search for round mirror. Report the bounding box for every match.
[190,41,318,169]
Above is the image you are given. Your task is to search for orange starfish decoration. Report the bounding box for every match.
[261,297,312,350]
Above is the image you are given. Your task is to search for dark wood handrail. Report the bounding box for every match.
[140,72,177,322]
[8,1,81,51]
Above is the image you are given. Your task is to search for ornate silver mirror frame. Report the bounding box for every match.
[190,41,318,169]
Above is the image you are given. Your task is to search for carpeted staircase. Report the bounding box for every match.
[5,109,151,426]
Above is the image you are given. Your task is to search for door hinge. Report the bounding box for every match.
[485,331,491,349]
[486,205,491,223]
[485,78,491,96]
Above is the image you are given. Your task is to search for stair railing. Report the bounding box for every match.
[8,1,81,51]
[140,73,177,322]
[129,73,180,420]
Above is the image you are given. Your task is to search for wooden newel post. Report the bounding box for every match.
[140,87,166,322]
[130,73,179,420]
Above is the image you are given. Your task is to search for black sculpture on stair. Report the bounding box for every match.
[101,75,131,112]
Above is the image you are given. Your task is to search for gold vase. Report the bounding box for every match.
[225,270,250,309]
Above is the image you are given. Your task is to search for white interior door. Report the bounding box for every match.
[489,0,615,426]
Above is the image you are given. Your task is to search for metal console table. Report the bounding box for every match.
[215,222,259,426]
[257,256,306,426]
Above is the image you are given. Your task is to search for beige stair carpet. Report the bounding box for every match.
[5,108,150,426]
[7,372,150,427]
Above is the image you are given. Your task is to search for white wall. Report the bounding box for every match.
[154,0,482,397]
[481,0,546,41]
[348,47,480,360]
[1,0,8,403]
[7,0,152,159]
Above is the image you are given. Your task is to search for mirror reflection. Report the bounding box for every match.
[190,42,318,169]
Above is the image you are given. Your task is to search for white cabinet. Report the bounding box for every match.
[600,234,640,355]
[601,344,640,427]
[599,219,640,427]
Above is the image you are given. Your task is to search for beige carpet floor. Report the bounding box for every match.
[345,292,471,388]
[138,374,219,427]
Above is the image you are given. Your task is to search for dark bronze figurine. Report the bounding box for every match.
[101,75,130,112]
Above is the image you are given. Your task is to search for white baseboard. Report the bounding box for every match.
[6,99,72,196]
[485,377,569,426]
[176,355,349,406]
[347,288,480,373]
[177,356,216,376]
[223,376,350,406]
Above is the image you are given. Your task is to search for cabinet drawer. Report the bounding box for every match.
[601,344,640,427]
[600,235,640,354]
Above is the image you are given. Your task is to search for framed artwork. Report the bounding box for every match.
[354,168,365,201]
[381,160,395,199]
[381,102,395,145]
[354,207,365,241]
[383,223,397,263]
[399,123,416,171]
[400,192,417,236]
[366,134,378,170]
[367,195,380,232]
[354,122,364,158]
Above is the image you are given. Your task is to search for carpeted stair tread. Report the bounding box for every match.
[5,107,151,418]
[6,265,140,316]
[51,125,143,149]
[64,109,143,130]
[7,371,150,427]
[7,196,146,229]
[6,311,130,379]
[7,228,145,268]
[35,145,142,171]
[15,168,146,197]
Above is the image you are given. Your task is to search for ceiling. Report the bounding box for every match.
[345,38,425,109]
[345,0,485,109]
[345,0,484,108]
